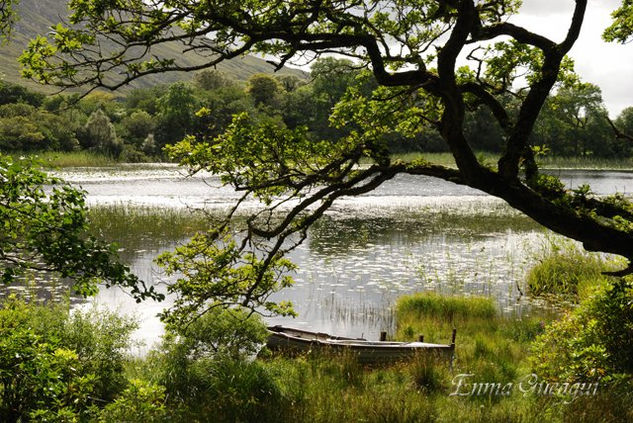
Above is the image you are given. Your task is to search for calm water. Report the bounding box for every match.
[20,165,633,348]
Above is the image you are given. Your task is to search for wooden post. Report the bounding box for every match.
[418,335,424,342]
[379,331,387,341]
[451,328,457,346]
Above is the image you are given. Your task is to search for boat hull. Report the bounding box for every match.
[266,326,454,364]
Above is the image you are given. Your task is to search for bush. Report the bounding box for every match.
[0,299,94,422]
[0,297,138,421]
[97,379,167,423]
[120,144,150,163]
[156,308,268,400]
[59,307,139,402]
[150,308,290,422]
[530,279,633,384]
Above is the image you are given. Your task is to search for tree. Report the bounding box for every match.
[0,154,161,301]
[0,0,19,40]
[193,69,233,91]
[0,103,79,151]
[246,73,285,109]
[121,110,155,146]
[533,83,612,157]
[155,81,198,147]
[80,108,122,156]
[18,1,633,322]
[275,74,304,93]
[0,80,44,107]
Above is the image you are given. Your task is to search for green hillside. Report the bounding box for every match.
[0,0,304,92]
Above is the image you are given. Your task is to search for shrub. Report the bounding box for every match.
[0,301,95,422]
[156,308,268,400]
[97,379,167,423]
[0,297,137,420]
[59,307,139,402]
[151,308,290,422]
[530,279,633,384]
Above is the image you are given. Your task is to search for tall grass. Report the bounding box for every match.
[385,152,633,170]
[397,292,497,323]
[236,293,559,422]
[87,205,214,244]
[7,151,119,167]
[525,237,623,300]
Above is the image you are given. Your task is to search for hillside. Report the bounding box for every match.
[0,0,304,93]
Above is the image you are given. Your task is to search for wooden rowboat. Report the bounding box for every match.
[267,325,456,364]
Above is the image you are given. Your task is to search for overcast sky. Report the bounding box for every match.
[512,0,633,116]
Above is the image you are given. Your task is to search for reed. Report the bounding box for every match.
[6,151,119,167]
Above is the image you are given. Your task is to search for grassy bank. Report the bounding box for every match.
[4,150,633,170]
[6,151,120,167]
[388,152,633,171]
[120,290,629,422]
[3,275,632,421]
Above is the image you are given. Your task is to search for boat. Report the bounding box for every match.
[266,325,456,365]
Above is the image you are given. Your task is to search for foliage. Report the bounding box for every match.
[604,0,633,43]
[530,279,633,384]
[0,80,44,106]
[154,81,198,148]
[59,307,139,402]
[0,297,138,422]
[148,309,284,422]
[120,110,155,146]
[0,103,79,151]
[0,154,161,301]
[0,0,19,40]
[162,307,269,360]
[155,229,296,325]
[193,69,234,91]
[80,109,122,157]
[533,83,615,157]
[0,327,95,423]
[246,73,286,109]
[96,379,167,423]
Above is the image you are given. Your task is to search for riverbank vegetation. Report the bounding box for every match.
[390,152,633,171]
[2,244,632,422]
[13,150,633,170]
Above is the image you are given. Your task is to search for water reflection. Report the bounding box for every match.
[69,203,545,348]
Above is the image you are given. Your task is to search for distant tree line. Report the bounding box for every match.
[1,57,632,160]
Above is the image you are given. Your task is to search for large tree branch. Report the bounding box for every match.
[471,22,556,53]
[498,0,588,181]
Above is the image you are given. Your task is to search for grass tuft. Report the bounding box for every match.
[396,292,497,323]
[525,238,622,300]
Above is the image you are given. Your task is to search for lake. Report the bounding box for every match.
[12,165,633,349]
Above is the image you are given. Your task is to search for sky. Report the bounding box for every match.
[512,0,633,116]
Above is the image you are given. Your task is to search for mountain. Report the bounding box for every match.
[0,0,305,93]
